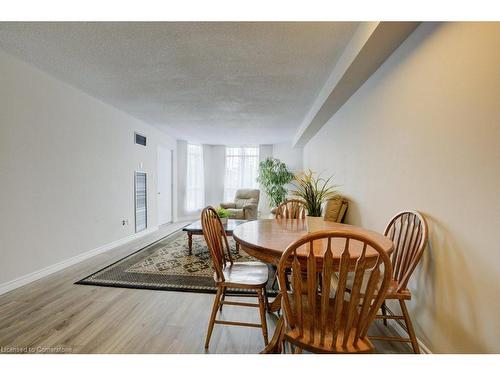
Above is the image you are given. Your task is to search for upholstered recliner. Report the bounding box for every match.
[220,189,260,220]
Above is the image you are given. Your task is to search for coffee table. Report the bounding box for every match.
[182,219,247,255]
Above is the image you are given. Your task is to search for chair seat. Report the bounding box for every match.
[385,279,411,300]
[215,261,269,288]
[332,273,411,301]
[284,294,374,354]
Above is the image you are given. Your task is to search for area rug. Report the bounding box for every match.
[76,230,277,295]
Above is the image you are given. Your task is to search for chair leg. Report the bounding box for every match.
[219,286,226,312]
[271,265,278,290]
[294,346,303,354]
[399,300,420,354]
[267,292,282,313]
[285,269,292,290]
[263,286,270,311]
[205,286,223,349]
[260,315,284,354]
[271,273,278,290]
[381,301,388,326]
[257,288,269,345]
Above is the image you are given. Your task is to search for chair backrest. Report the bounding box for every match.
[201,206,233,282]
[384,210,428,291]
[323,197,348,223]
[234,189,260,208]
[276,199,307,219]
[278,230,392,351]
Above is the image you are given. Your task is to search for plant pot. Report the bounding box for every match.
[306,215,322,233]
[219,217,228,225]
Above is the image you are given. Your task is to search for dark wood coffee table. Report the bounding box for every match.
[182,219,247,255]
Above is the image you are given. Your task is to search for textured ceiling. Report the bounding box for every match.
[0,22,358,144]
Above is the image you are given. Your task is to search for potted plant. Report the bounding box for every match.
[257,157,295,209]
[290,170,338,217]
[215,206,230,224]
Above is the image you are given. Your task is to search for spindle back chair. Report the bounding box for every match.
[201,206,269,349]
[201,206,234,282]
[370,210,428,353]
[278,230,392,353]
[385,211,428,292]
[276,199,307,219]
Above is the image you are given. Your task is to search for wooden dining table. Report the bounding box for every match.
[232,216,394,314]
[232,216,394,266]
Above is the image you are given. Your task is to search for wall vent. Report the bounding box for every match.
[135,133,147,146]
[134,172,147,232]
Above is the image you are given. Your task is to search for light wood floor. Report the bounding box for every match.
[0,223,411,354]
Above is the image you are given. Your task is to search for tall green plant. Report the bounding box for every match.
[257,157,294,208]
[290,170,338,217]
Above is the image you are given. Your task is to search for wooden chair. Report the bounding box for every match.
[276,230,393,353]
[260,316,285,354]
[370,210,428,353]
[276,199,307,219]
[271,199,307,290]
[201,206,269,349]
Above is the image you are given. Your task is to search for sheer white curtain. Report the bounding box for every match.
[224,147,259,201]
[185,144,205,212]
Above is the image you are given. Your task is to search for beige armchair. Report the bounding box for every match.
[220,189,260,220]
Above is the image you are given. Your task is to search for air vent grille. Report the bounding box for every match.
[135,172,147,232]
[135,133,147,146]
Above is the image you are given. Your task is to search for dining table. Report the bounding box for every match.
[232,216,394,265]
[232,216,394,313]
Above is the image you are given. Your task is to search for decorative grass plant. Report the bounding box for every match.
[290,170,338,217]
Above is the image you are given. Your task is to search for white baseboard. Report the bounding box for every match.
[386,316,433,354]
[176,215,197,222]
[0,226,159,296]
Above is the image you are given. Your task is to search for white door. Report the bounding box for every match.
[157,146,173,225]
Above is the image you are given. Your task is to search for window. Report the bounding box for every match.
[224,146,259,201]
[185,144,205,212]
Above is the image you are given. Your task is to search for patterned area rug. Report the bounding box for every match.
[77,230,277,295]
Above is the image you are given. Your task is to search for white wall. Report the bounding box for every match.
[302,22,500,353]
[0,49,177,288]
[272,142,303,172]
